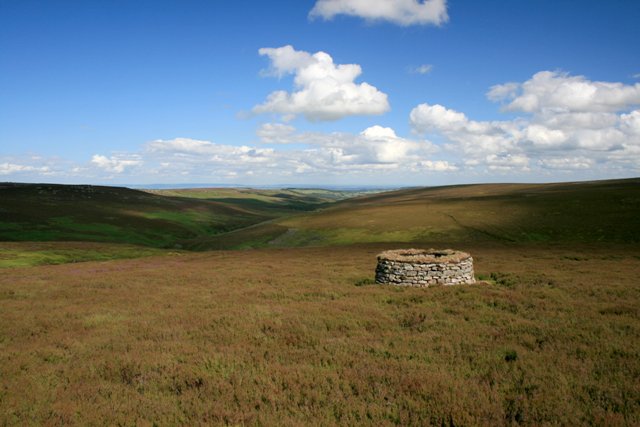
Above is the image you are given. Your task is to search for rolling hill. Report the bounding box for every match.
[0,183,360,250]
[1,178,638,258]
[216,178,640,249]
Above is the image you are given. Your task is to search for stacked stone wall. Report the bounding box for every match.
[375,249,475,287]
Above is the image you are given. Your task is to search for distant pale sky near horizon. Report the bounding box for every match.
[1,0,639,186]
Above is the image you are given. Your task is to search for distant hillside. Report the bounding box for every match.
[0,183,262,247]
[205,178,640,249]
[0,183,351,248]
[147,187,371,214]
[2,179,638,250]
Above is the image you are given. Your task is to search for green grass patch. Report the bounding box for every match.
[0,243,166,268]
[354,277,376,286]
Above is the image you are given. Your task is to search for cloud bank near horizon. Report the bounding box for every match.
[410,71,640,173]
[3,70,639,185]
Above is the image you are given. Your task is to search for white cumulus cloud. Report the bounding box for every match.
[255,124,440,168]
[538,157,594,170]
[253,45,390,121]
[118,127,449,182]
[489,71,640,114]
[0,126,455,184]
[410,64,433,75]
[419,160,457,171]
[411,70,640,175]
[0,162,51,175]
[485,154,530,172]
[621,110,640,135]
[310,0,448,26]
[359,125,424,163]
[256,123,297,144]
[410,103,520,157]
[147,138,223,155]
[91,155,142,173]
[147,138,275,164]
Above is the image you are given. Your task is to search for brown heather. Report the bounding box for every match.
[1,242,639,425]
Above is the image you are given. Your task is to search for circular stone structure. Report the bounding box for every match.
[375,248,475,287]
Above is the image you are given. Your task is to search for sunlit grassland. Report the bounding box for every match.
[4,179,637,253]
[1,244,638,425]
[0,184,373,253]
[265,179,640,248]
[148,187,375,203]
[0,242,168,268]
[0,184,283,249]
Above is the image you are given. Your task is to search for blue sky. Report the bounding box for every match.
[1,0,639,186]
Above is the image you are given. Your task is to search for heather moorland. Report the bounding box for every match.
[1,178,639,425]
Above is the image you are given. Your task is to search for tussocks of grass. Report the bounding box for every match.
[1,243,639,425]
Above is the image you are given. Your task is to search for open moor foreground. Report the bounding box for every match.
[1,243,639,425]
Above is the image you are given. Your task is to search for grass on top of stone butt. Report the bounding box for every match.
[377,248,472,263]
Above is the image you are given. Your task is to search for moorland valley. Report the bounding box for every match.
[1,178,639,425]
